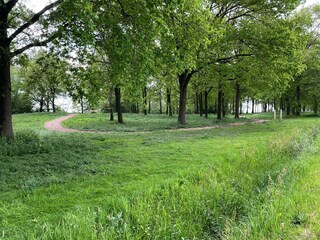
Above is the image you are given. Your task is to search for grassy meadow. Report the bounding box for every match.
[62,113,251,132]
[1,112,320,239]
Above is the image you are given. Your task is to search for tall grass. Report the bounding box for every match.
[21,125,320,239]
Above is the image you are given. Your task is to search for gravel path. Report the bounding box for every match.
[44,114,268,134]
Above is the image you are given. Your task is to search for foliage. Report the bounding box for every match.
[19,51,70,112]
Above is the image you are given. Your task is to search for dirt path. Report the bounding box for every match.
[44,114,269,134]
[45,114,84,133]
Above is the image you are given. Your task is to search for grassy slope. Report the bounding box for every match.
[1,113,320,239]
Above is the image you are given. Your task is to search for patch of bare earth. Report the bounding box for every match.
[44,114,82,133]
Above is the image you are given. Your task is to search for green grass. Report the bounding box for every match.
[62,113,251,132]
[1,112,320,239]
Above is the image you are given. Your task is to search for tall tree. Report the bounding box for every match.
[0,0,67,138]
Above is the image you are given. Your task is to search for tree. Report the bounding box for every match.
[21,51,69,112]
[0,0,66,138]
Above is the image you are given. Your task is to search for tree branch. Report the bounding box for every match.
[4,0,19,14]
[8,0,60,42]
[216,53,254,63]
[10,33,57,58]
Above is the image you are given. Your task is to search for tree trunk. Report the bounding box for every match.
[166,87,172,116]
[46,97,50,112]
[52,96,56,113]
[143,86,147,115]
[178,82,188,124]
[148,98,151,114]
[295,76,301,116]
[217,85,223,120]
[80,96,84,114]
[159,90,162,114]
[199,92,203,117]
[222,94,227,118]
[246,97,249,114]
[251,99,255,114]
[204,90,208,118]
[0,55,13,138]
[109,87,114,121]
[0,9,13,138]
[286,97,291,116]
[235,82,240,119]
[232,98,235,114]
[314,96,318,114]
[178,70,194,124]
[40,97,44,112]
[115,87,123,124]
[195,93,199,114]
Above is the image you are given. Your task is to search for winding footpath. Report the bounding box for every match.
[44,114,268,134]
[45,114,83,133]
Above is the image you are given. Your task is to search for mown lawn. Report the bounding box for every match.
[1,112,320,239]
[62,113,251,132]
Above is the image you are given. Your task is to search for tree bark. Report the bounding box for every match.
[51,91,56,113]
[295,76,301,116]
[195,93,199,114]
[0,11,13,138]
[115,87,123,124]
[178,70,195,124]
[166,87,172,116]
[232,98,235,114]
[199,92,203,117]
[204,90,209,118]
[143,86,147,115]
[148,98,151,114]
[109,87,114,121]
[251,99,255,114]
[235,82,240,119]
[40,97,44,112]
[80,96,84,114]
[222,93,227,118]
[286,96,291,116]
[159,89,162,114]
[246,97,249,114]
[314,96,318,114]
[217,84,223,120]
[273,97,277,111]
[0,55,13,138]
[46,97,50,112]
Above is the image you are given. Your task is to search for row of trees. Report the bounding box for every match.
[1,0,320,138]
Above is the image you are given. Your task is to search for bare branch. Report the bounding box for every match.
[227,10,253,22]
[10,33,58,58]
[8,0,60,42]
